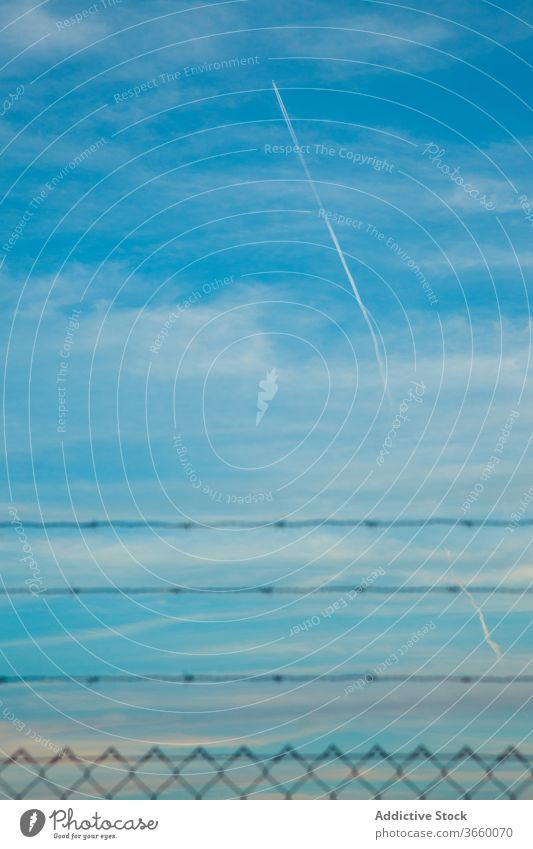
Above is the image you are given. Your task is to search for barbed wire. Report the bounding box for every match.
[1,517,528,530]
[1,584,531,596]
[1,673,531,685]
[1,745,532,799]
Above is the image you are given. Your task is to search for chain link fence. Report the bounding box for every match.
[0,745,532,800]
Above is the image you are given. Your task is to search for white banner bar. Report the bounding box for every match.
[2,799,532,848]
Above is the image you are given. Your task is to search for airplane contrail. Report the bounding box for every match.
[460,583,502,661]
[271,80,390,400]
[445,550,502,661]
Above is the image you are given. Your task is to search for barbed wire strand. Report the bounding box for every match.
[0,673,531,685]
[1,517,530,530]
[1,584,531,596]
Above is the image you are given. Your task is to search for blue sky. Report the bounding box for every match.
[0,0,532,782]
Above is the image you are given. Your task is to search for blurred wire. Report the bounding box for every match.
[1,584,531,596]
[0,517,528,530]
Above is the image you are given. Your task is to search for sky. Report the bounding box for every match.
[0,0,532,798]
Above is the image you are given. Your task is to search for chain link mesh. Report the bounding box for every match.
[0,745,531,800]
